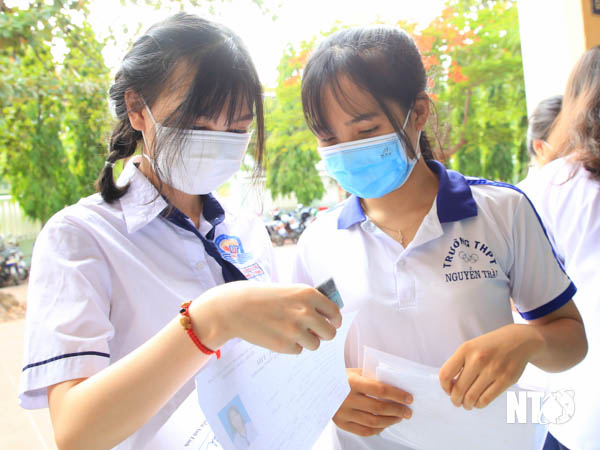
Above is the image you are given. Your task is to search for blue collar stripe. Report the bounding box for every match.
[202,193,226,227]
[337,195,365,229]
[201,194,225,240]
[337,160,478,229]
[161,196,246,283]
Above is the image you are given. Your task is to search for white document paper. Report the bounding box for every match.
[363,346,546,450]
[145,391,222,450]
[192,312,356,450]
[146,390,337,450]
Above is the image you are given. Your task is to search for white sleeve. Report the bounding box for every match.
[510,194,576,320]
[291,231,315,286]
[19,216,114,409]
[244,215,279,283]
[257,218,279,283]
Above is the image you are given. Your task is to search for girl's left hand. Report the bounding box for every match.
[438,324,544,410]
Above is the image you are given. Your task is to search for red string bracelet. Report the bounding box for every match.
[179,301,221,359]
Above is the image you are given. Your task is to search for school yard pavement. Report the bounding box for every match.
[0,318,57,449]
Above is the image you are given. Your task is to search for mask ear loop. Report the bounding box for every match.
[402,107,422,162]
[140,97,159,164]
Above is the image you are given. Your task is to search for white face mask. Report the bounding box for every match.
[141,101,252,195]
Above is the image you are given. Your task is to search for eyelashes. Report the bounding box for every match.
[319,125,381,143]
[359,126,379,135]
[190,126,248,133]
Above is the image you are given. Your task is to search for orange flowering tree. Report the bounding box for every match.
[413,0,529,182]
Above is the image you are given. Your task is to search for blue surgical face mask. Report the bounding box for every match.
[318,111,421,199]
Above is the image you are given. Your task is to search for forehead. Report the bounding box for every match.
[319,76,382,130]
[154,60,254,123]
[323,77,380,115]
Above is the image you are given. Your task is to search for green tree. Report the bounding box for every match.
[0,0,269,224]
[264,42,325,205]
[413,0,529,182]
[0,0,110,224]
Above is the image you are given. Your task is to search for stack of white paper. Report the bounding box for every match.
[363,346,547,450]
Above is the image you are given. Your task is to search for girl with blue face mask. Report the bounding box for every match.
[293,26,587,450]
[19,13,342,450]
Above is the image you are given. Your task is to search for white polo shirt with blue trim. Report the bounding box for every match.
[19,158,276,450]
[519,157,599,450]
[292,160,575,450]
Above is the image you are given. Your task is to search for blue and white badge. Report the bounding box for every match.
[215,234,253,265]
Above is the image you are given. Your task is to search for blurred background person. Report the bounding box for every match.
[518,46,600,450]
[523,95,563,171]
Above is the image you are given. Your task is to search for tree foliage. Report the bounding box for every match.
[0,0,110,223]
[407,0,528,182]
[0,0,268,224]
[1,0,529,223]
[264,42,325,206]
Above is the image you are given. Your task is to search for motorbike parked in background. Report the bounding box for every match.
[265,211,287,246]
[264,205,318,246]
[296,205,318,234]
[0,236,30,286]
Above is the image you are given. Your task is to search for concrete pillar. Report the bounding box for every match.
[517,0,600,115]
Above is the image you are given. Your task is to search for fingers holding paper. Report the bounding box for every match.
[197,281,342,354]
[333,368,413,437]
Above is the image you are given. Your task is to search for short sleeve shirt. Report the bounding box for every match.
[519,157,599,450]
[293,160,575,450]
[19,159,276,449]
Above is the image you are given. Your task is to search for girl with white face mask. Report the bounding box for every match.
[19,13,341,450]
[293,26,587,450]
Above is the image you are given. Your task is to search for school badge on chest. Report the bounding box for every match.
[215,234,253,265]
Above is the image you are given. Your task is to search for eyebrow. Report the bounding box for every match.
[344,112,380,126]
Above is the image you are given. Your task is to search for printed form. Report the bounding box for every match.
[148,312,356,450]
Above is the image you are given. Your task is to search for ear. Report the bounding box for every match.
[532,139,546,159]
[412,92,431,132]
[125,89,147,132]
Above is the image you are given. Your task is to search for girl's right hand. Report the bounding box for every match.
[190,281,343,354]
[333,368,413,437]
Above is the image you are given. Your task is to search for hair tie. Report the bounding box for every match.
[105,161,115,168]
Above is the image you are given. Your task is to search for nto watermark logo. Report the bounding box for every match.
[506,389,575,425]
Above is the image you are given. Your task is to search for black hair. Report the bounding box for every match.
[301,26,434,160]
[96,12,264,202]
[526,95,562,157]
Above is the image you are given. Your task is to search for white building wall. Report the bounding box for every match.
[517,0,586,115]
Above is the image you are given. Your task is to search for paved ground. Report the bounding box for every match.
[0,244,297,450]
[0,317,58,449]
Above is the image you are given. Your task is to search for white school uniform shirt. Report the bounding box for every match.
[519,157,600,450]
[292,160,575,450]
[19,159,276,450]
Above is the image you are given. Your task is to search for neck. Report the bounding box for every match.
[360,159,439,243]
[138,156,204,228]
[362,159,438,215]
